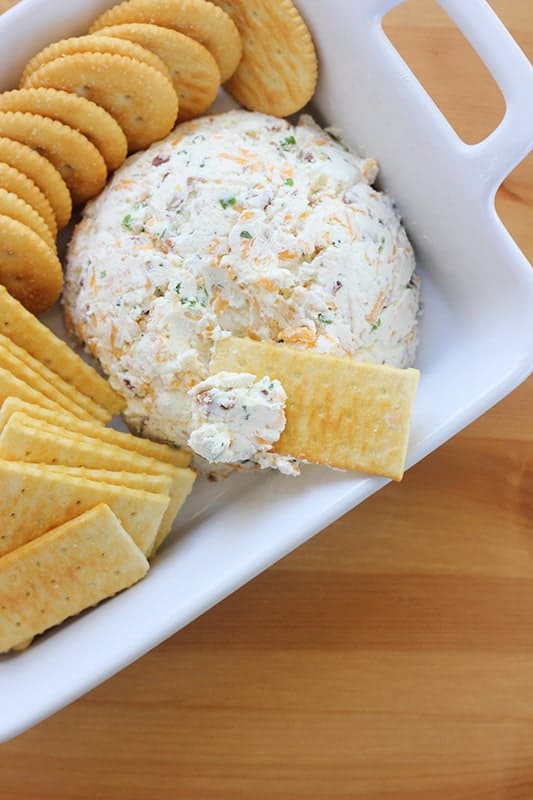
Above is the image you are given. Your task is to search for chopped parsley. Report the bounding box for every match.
[99,270,106,279]
[175,282,208,308]
[370,319,382,332]
[122,213,132,229]
[284,177,294,186]
[219,197,236,209]
[318,312,333,325]
[280,135,296,148]
[240,230,252,239]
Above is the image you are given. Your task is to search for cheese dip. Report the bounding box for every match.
[64,110,420,474]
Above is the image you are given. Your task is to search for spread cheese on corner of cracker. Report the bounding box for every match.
[210,337,419,481]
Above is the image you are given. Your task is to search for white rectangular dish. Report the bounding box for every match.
[0,0,532,742]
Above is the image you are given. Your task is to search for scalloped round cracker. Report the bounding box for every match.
[0,112,107,205]
[0,137,71,229]
[0,89,128,173]
[0,188,55,249]
[20,34,172,86]
[211,0,317,116]
[0,215,63,314]
[89,0,241,82]
[0,162,57,238]
[26,53,178,153]
[97,23,220,120]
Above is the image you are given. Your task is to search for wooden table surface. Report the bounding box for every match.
[1,1,532,797]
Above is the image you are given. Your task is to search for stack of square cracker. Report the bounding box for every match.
[0,286,196,653]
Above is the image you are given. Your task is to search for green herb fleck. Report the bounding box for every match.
[122,213,132,229]
[318,312,333,325]
[220,197,236,209]
[280,135,296,149]
[240,230,252,239]
[370,319,382,332]
[99,270,106,279]
[284,178,294,186]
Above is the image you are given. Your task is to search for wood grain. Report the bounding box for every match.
[0,1,532,798]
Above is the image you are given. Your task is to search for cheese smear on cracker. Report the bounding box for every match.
[64,109,421,475]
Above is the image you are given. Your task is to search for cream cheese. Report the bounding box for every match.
[64,109,421,474]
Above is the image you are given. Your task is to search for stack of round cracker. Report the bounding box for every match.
[0,0,318,314]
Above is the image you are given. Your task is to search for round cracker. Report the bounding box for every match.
[0,137,71,229]
[0,112,107,205]
[20,34,172,86]
[0,215,63,314]
[0,162,57,238]
[97,23,220,120]
[0,188,55,249]
[89,0,241,82]
[0,89,128,173]
[211,0,317,116]
[26,53,178,153]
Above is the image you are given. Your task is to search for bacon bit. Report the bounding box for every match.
[366,291,386,324]
[152,154,170,166]
[256,278,277,292]
[277,326,317,347]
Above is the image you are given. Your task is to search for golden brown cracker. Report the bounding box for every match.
[0,137,71,229]
[2,412,195,549]
[0,187,54,248]
[0,162,57,238]
[0,367,66,413]
[0,286,125,414]
[0,216,62,314]
[0,89,127,173]
[0,334,109,423]
[0,339,100,422]
[25,53,178,153]
[212,338,419,480]
[89,0,241,82]
[211,0,317,116]
[97,23,220,120]
[0,112,107,205]
[0,459,168,557]
[0,504,148,654]
[20,34,172,84]
[0,396,189,465]
[44,464,173,499]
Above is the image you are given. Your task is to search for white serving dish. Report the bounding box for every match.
[0,0,532,742]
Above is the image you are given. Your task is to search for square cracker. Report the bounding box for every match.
[0,504,148,653]
[211,338,420,481]
[0,459,168,557]
[0,396,191,468]
[0,339,97,422]
[0,333,109,423]
[0,413,196,552]
[0,285,124,415]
